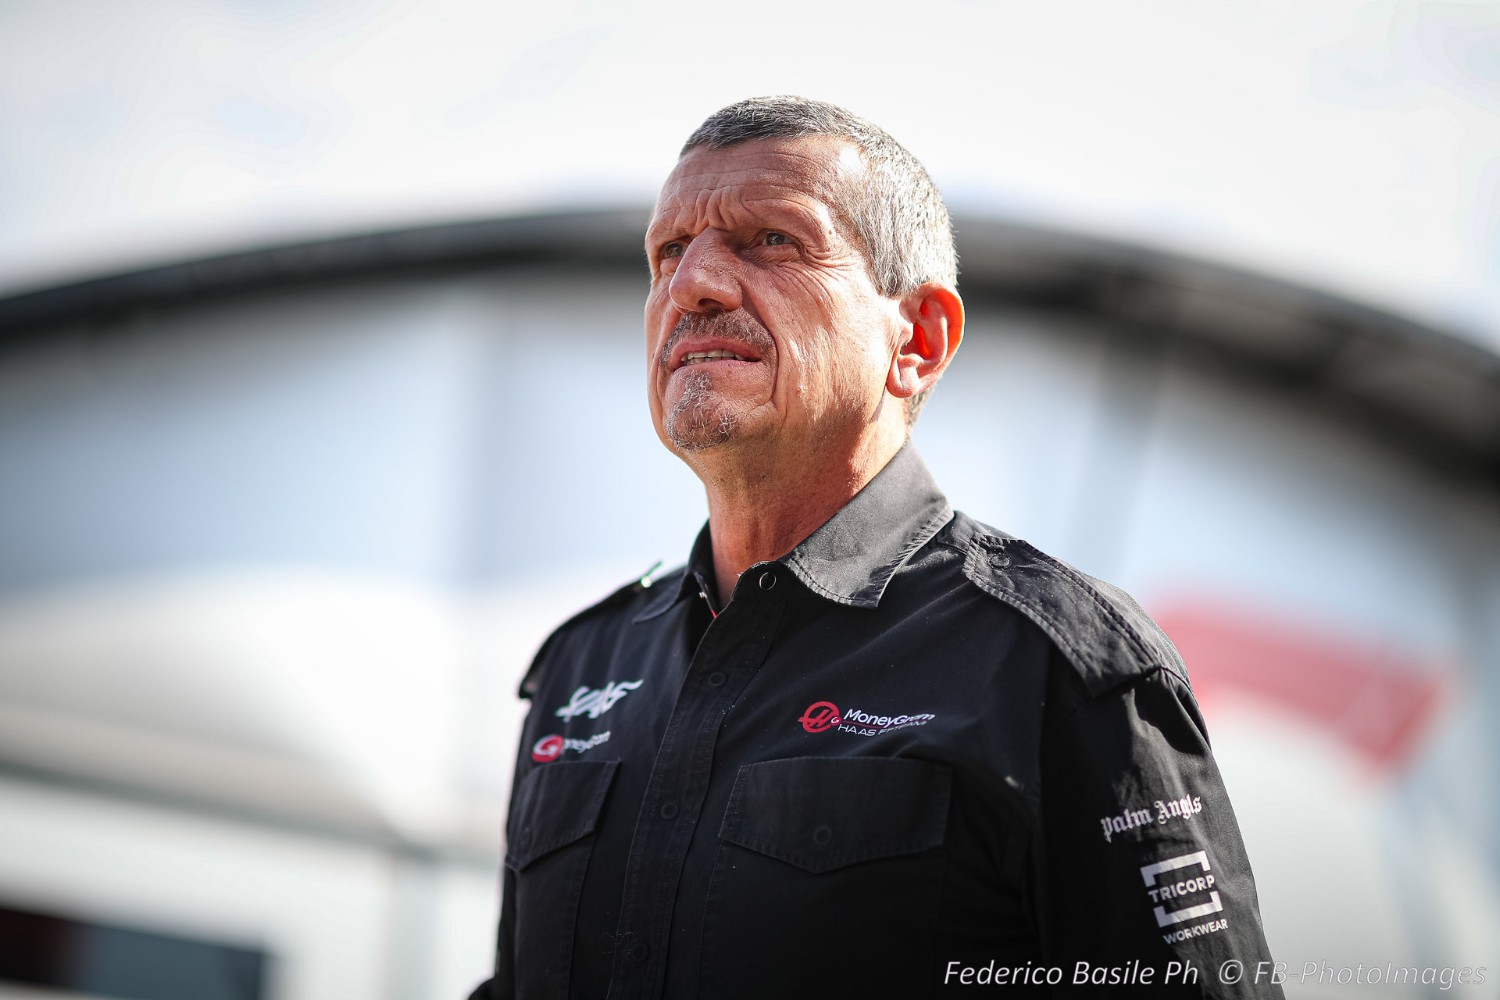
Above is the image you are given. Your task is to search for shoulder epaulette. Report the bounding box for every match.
[956,519,1189,696]
[517,562,684,699]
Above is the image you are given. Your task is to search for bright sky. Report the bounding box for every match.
[2,0,1497,348]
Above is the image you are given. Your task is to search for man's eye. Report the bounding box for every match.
[764,232,789,246]
[661,241,685,259]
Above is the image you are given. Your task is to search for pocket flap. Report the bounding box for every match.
[719,756,951,874]
[505,759,618,871]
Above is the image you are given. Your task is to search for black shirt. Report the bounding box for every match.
[471,446,1283,998]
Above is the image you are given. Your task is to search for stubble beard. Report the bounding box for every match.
[666,369,738,451]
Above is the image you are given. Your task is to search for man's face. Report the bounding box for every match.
[644,136,904,461]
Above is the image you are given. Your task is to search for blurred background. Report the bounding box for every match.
[1,1,1497,997]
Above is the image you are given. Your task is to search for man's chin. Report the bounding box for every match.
[665,411,737,452]
[662,383,746,452]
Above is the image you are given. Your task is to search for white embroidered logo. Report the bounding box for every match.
[555,679,643,722]
[1099,793,1204,843]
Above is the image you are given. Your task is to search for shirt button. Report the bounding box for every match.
[628,940,649,962]
[812,824,834,847]
[758,571,777,590]
[660,801,679,819]
[707,671,726,687]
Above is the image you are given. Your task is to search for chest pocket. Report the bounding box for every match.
[699,756,952,999]
[504,759,617,1000]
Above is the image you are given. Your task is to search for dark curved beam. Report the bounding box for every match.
[0,208,1495,480]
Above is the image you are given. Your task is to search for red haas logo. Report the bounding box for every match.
[799,701,842,733]
[797,699,936,737]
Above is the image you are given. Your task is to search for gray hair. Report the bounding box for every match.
[681,96,958,423]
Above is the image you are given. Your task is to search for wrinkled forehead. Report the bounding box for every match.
[649,135,867,240]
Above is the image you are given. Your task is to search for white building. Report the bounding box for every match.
[0,209,1496,998]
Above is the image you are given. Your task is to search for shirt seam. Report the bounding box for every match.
[937,532,1187,690]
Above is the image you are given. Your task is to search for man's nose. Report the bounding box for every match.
[668,234,742,315]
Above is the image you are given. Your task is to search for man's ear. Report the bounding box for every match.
[887,283,964,400]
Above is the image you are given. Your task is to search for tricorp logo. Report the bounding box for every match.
[531,735,565,763]
[799,701,843,733]
[1140,850,1224,928]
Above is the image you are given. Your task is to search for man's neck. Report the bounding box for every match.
[695,425,906,604]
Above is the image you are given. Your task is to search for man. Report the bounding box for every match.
[471,96,1282,998]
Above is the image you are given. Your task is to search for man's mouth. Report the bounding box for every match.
[660,311,775,376]
[679,349,752,366]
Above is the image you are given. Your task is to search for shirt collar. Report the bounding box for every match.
[779,444,953,608]
[632,526,715,623]
[634,444,952,620]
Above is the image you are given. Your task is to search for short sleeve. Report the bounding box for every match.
[1035,665,1285,998]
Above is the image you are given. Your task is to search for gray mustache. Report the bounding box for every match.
[659,312,774,373]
